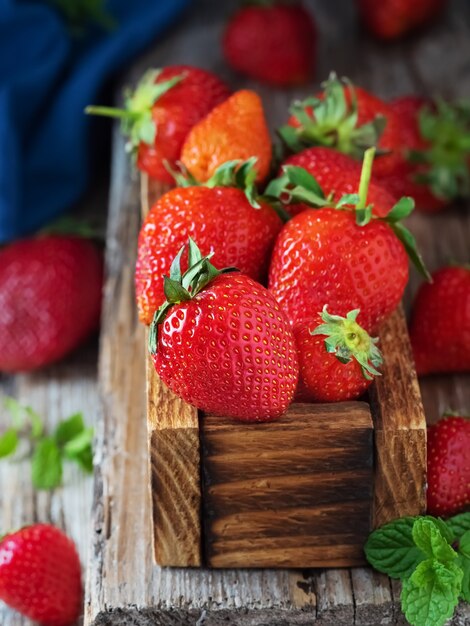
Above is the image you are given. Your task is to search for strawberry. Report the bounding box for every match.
[295,307,382,402]
[180,90,272,183]
[86,66,230,184]
[149,240,299,422]
[0,236,103,372]
[356,0,447,40]
[268,148,429,333]
[0,524,82,626]
[269,146,398,218]
[280,74,403,177]
[135,160,283,325]
[222,0,316,86]
[410,265,470,375]
[280,75,470,212]
[427,415,470,517]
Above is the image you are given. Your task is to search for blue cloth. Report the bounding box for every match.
[0,0,190,242]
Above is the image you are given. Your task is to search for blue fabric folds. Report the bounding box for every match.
[0,0,190,242]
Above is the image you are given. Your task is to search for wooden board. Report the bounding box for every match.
[85,0,470,623]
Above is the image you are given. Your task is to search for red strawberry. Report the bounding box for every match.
[268,148,429,333]
[0,236,103,372]
[427,415,470,517]
[280,74,404,177]
[410,265,470,375]
[295,307,382,402]
[135,160,283,325]
[86,66,230,184]
[223,1,316,86]
[356,0,447,40]
[271,146,398,218]
[149,240,299,422]
[0,524,82,626]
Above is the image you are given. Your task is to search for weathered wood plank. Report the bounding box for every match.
[370,307,427,527]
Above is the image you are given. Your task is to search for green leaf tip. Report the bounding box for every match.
[310,306,382,380]
[148,239,238,355]
[278,73,385,158]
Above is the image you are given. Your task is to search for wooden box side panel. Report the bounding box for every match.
[201,402,374,569]
[371,307,427,527]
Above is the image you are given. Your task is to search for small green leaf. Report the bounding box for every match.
[72,446,94,474]
[457,553,470,602]
[63,428,94,458]
[169,245,184,282]
[412,518,457,563]
[386,196,415,222]
[364,517,426,579]
[163,276,190,303]
[277,124,305,153]
[54,413,85,446]
[285,166,325,197]
[447,512,470,540]
[3,397,25,430]
[0,429,18,458]
[188,237,203,267]
[24,407,44,439]
[31,438,63,490]
[401,559,462,626]
[336,193,360,208]
[459,529,470,559]
[390,222,431,281]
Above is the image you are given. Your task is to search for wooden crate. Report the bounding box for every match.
[142,178,427,569]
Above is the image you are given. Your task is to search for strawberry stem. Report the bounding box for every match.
[85,105,136,120]
[357,147,376,209]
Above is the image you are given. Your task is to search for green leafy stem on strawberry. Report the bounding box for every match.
[265,146,431,281]
[0,397,94,490]
[148,238,238,355]
[365,512,470,626]
[312,306,383,380]
[85,70,185,155]
[278,72,387,158]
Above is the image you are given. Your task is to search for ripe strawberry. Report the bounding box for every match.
[135,160,283,325]
[280,74,403,177]
[0,524,82,626]
[0,236,103,372]
[268,148,429,333]
[356,0,447,40]
[295,307,382,402]
[410,265,470,375]
[180,90,272,183]
[149,240,299,421]
[427,415,470,517]
[270,146,398,218]
[86,66,230,184]
[222,1,316,86]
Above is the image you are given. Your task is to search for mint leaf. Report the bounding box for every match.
[447,512,470,540]
[63,427,94,457]
[54,413,85,446]
[31,437,62,490]
[72,446,93,473]
[412,518,457,563]
[402,559,462,626]
[460,530,470,558]
[24,407,43,439]
[3,396,25,430]
[364,517,425,579]
[0,429,18,458]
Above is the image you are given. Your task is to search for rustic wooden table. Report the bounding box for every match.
[1,0,470,624]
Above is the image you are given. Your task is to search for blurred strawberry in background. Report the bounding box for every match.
[0,235,103,372]
[356,0,447,40]
[223,0,316,86]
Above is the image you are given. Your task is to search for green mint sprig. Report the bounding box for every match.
[365,513,470,626]
[0,397,94,490]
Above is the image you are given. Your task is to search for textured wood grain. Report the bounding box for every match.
[85,0,470,623]
[370,307,427,527]
[202,403,373,568]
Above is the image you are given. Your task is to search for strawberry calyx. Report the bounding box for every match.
[311,306,383,380]
[85,69,185,154]
[148,238,237,354]
[267,147,431,280]
[408,99,470,201]
[278,73,386,157]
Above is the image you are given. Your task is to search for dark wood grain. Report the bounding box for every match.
[370,307,427,527]
[201,403,374,568]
